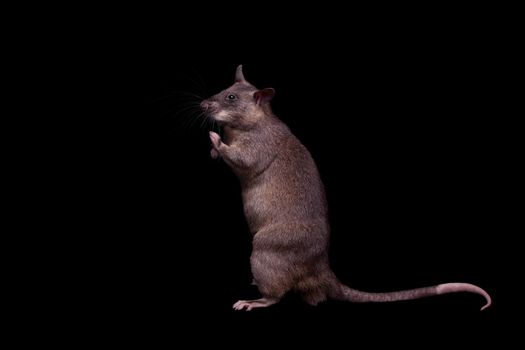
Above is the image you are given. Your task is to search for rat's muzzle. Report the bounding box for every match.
[200,100,219,115]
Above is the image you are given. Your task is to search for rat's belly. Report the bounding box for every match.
[241,180,320,234]
[242,185,276,233]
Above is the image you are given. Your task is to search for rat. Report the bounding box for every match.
[200,65,492,312]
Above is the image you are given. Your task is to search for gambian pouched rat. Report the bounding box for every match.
[200,65,491,312]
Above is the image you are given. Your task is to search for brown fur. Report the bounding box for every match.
[200,65,491,311]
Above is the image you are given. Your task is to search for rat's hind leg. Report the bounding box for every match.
[233,297,278,311]
[232,248,293,311]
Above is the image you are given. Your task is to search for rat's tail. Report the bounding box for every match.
[330,281,491,311]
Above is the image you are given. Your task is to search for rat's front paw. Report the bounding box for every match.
[209,131,221,148]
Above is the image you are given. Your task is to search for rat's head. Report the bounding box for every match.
[200,65,275,130]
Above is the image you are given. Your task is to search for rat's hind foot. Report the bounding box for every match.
[233,297,279,311]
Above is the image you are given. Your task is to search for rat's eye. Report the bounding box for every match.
[227,94,237,100]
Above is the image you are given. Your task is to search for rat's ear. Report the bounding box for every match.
[235,65,246,83]
[254,88,275,105]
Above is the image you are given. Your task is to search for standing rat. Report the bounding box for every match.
[200,65,491,311]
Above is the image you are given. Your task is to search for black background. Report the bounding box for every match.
[12,4,521,345]
[59,19,516,343]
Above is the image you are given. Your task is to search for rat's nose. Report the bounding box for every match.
[200,100,209,110]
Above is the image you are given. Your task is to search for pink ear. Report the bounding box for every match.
[254,88,275,105]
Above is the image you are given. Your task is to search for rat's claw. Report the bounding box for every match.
[233,300,246,309]
[209,131,221,147]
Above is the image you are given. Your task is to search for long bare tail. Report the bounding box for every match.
[331,282,491,311]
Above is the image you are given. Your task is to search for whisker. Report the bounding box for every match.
[173,100,201,108]
[199,112,209,129]
[180,108,201,127]
[172,104,201,119]
[170,90,205,100]
[187,111,205,130]
[155,98,200,120]
[147,90,204,105]
[166,104,202,130]
[205,115,213,131]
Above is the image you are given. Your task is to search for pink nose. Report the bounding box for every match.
[200,101,209,110]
